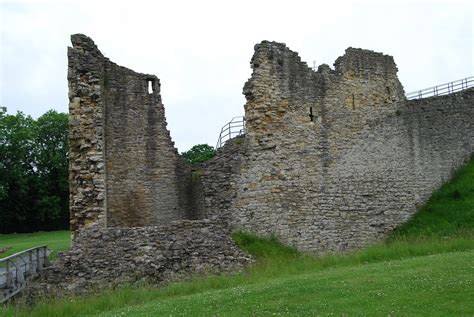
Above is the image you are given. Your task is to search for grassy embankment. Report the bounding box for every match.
[2,157,473,316]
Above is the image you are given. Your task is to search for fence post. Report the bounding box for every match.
[15,263,18,285]
[29,250,34,276]
[5,260,11,288]
[36,248,40,273]
[43,246,49,266]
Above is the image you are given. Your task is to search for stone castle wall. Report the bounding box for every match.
[68,35,107,236]
[68,34,473,253]
[28,220,251,298]
[68,34,193,238]
[55,35,473,301]
[198,42,473,252]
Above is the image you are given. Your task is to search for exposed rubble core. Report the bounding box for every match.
[25,220,251,299]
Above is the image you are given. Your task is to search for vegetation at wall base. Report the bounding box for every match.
[388,154,474,240]
[1,157,473,316]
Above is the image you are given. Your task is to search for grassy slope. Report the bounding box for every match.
[2,157,474,316]
[0,230,71,259]
[100,250,474,316]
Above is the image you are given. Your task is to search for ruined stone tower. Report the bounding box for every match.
[68,34,192,238]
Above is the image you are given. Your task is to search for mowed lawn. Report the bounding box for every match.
[0,230,71,259]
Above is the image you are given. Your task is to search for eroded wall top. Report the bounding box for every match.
[68,34,192,239]
[199,41,472,253]
[243,41,405,146]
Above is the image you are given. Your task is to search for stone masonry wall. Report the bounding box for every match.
[193,136,247,221]
[68,34,193,238]
[28,220,251,298]
[68,35,107,236]
[199,42,474,253]
[69,34,472,255]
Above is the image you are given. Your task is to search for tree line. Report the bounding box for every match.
[0,110,69,233]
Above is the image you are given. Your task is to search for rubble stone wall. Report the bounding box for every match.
[30,220,251,298]
[198,42,474,252]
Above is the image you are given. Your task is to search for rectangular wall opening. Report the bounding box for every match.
[148,80,154,94]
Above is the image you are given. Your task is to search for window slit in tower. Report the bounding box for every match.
[352,94,355,110]
[309,107,315,122]
[148,80,154,94]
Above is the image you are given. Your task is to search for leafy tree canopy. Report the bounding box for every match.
[0,110,69,233]
[182,144,216,165]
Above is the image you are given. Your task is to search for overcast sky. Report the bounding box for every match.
[1,0,472,152]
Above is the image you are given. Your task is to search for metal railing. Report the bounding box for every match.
[216,116,246,149]
[0,245,51,303]
[406,76,474,100]
[214,77,472,147]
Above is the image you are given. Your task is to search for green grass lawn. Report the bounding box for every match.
[98,250,474,316]
[0,230,71,260]
[2,157,473,316]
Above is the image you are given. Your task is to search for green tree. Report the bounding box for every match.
[0,110,69,233]
[0,111,37,232]
[182,144,216,164]
[32,110,69,230]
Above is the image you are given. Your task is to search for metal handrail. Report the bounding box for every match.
[216,116,246,149]
[406,76,474,100]
[0,245,51,303]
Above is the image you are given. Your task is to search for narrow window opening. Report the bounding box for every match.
[352,94,355,110]
[148,80,154,94]
[309,107,315,122]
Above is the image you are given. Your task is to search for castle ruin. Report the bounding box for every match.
[29,34,472,296]
[68,34,473,252]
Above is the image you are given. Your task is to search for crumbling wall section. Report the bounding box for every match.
[101,51,192,228]
[192,136,247,221]
[68,34,193,237]
[201,42,473,252]
[68,35,108,237]
[28,220,252,298]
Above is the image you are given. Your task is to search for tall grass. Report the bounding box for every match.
[389,157,474,240]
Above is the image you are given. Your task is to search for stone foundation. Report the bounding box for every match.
[28,220,251,299]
